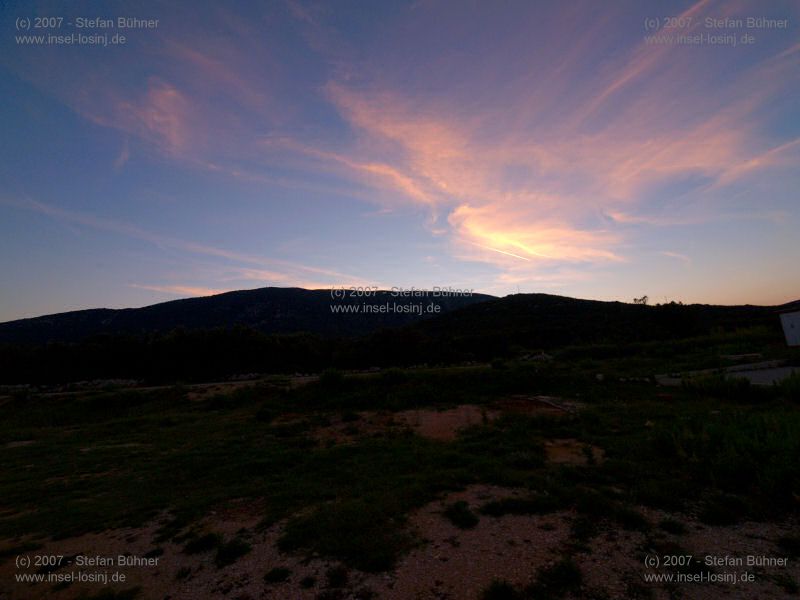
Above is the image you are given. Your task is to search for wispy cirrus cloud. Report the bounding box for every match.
[2,197,374,290]
[660,251,692,264]
[114,138,130,171]
[84,79,193,157]
[4,0,797,307]
[284,0,798,291]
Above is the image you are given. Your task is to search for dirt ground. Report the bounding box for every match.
[2,399,797,599]
[2,485,797,600]
[314,396,577,445]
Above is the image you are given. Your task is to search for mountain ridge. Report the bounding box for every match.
[0,286,495,344]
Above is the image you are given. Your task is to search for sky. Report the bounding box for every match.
[1,0,799,321]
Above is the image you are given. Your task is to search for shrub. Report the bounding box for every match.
[319,369,345,389]
[264,567,291,583]
[682,374,754,401]
[480,494,560,517]
[182,533,222,555]
[443,501,479,529]
[482,579,520,600]
[525,558,582,598]
[777,535,800,558]
[214,538,251,567]
[279,500,411,571]
[326,564,349,588]
[652,411,800,510]
[380,368,408,385]
[658,518,687,535]
[699,493,749,525]
[780,371,800,402]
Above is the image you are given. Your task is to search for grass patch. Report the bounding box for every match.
[1,358,798,576]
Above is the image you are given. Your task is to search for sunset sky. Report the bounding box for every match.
[1,0,799,321]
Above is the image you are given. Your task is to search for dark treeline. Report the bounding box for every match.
[0,297,788,385]
[0,327,460,385]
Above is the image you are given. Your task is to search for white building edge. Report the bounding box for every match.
[779,310,800,346]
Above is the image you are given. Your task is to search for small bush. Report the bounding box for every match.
[320,369,345,389]
[481,579,520,600]
[182,533,222,555]
[380,368,408,385]
[570,516,597,542]
[443,501,479,529]
[658,518,687,535]
[526,558,582,598]
[0,541,43,562]
[255,406,278,423]
[699,493,749,525]
[612,506,649,532]
[341,410,360,422]
[264,567,291,583]
[279,500,411,571]
[214,538,251,567]
[778,535,800,558]
[326,564,349,588]
[299,575,316,588]
[780,371,800,402]
[682,374,753,401]
[480,495,560,516]
[773,573,799,594]
[651,411,800,511]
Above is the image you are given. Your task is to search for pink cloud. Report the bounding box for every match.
[306,1,798,288]
[659,251,692,264]
[449,204,622,264]
[119,80,191,155]
[129,284,228,297]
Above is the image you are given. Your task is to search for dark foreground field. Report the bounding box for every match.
[1,329,799,599]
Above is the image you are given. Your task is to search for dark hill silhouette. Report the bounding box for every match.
[408,293,789,350]
[0,287,494,344]
[0,289,795,385]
